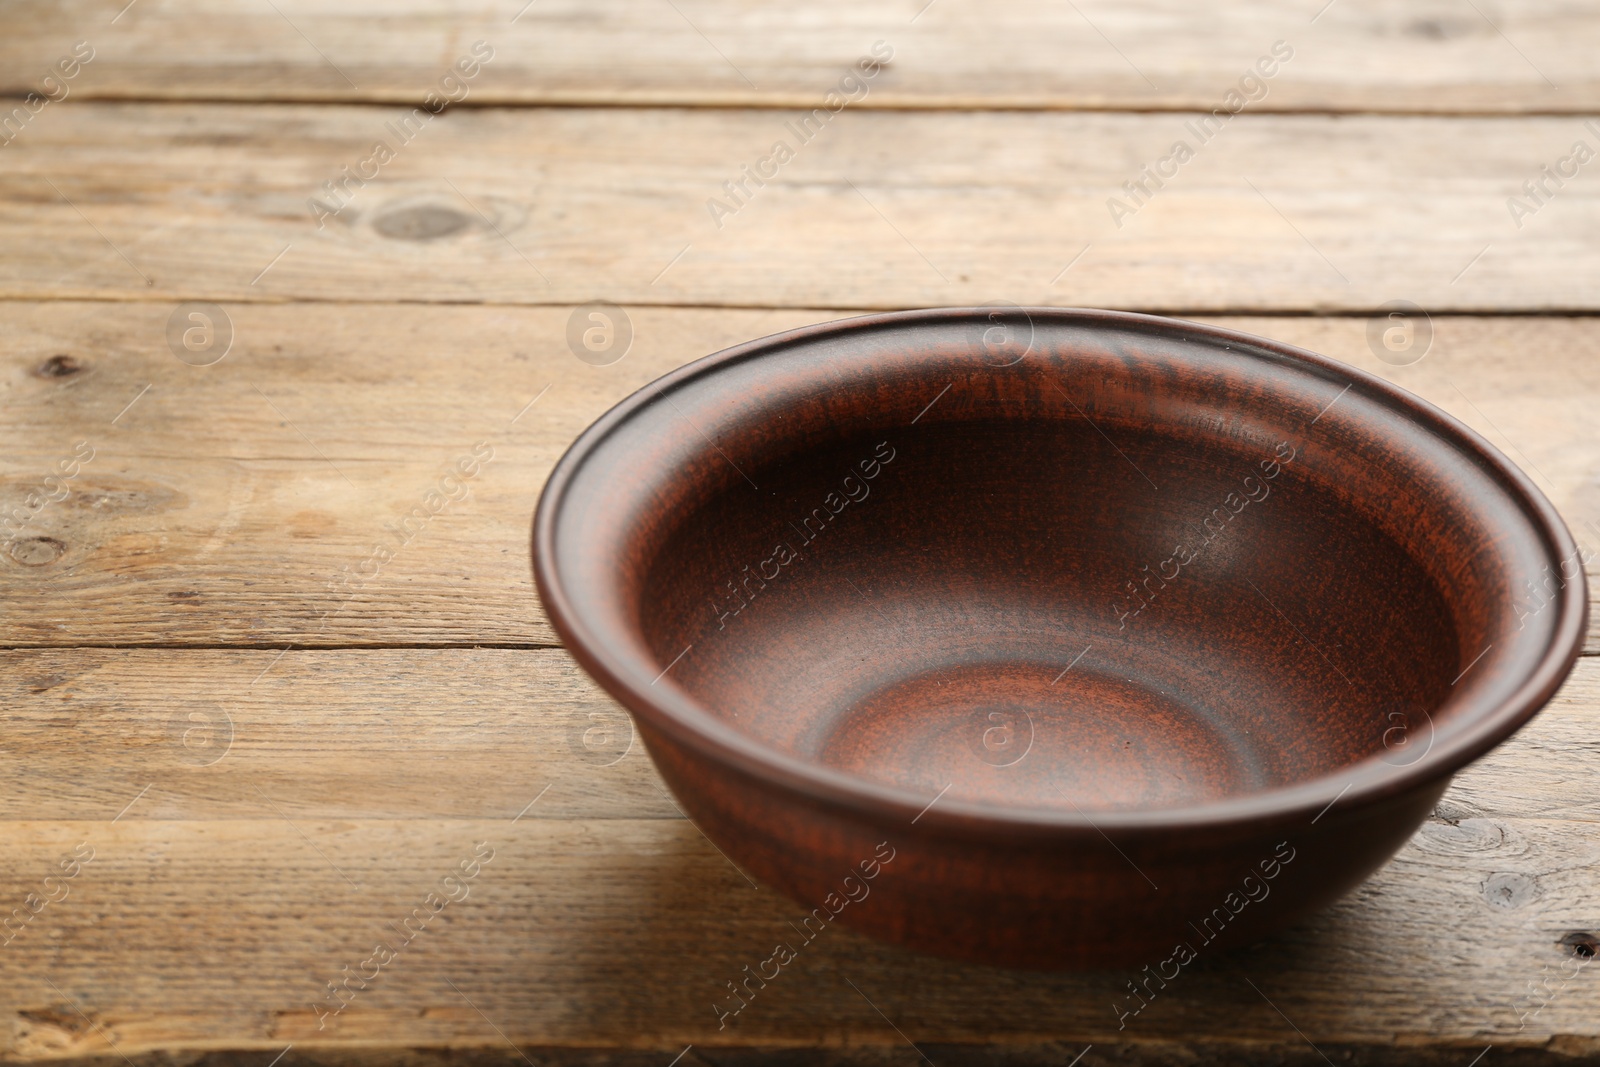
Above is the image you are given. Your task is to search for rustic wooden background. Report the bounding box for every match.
[2,1,1599,1063]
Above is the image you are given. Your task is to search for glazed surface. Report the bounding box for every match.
[641,416,1459,811]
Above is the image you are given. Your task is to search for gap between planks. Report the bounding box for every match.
[11,295,1600,318]
[13,93,1600,119]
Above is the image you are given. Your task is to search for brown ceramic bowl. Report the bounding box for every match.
[533,308,1586,969]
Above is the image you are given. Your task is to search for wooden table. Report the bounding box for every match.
[3,2,1599,1062]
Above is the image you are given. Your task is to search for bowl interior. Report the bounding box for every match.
[544,311,1576,817]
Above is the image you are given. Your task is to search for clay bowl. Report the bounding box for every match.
[533,308,1586,969]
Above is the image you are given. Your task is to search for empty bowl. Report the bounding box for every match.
[533,308,1586,968]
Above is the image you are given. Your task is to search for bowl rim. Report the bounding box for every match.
[533,307,1589,837]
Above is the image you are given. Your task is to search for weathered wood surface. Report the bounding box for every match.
[4,305,1597,650]
[4,1,1600,1058]
[0,647,1596,1062]
[2,0,1597,113]
[4,106,1600,310]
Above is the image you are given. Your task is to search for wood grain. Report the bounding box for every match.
[1,0,1596,113]
[1,1,1595,1060]
[0,647,676,822]
[3,304,1596,650]
[5,105,1600,310]
[0,648,1596,1060]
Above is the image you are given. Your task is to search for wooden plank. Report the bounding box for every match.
[0,648,677,822]
[3,304,1597,650]
[1,0,1597,113]
[4,105,1600,310]
[0,648,1597,1059]
[2,646,1597,825]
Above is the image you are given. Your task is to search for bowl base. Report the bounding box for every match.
[817,660,1263,811]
